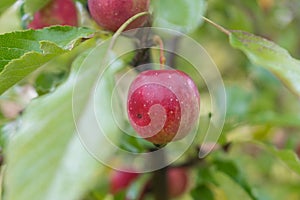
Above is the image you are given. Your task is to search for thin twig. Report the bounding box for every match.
[109,12,150,51]
[167,36,181,68]
[130,25,154,70]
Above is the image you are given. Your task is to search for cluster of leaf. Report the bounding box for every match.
[0,0,299,200]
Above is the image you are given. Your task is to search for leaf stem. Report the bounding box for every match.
[202,16,231,36]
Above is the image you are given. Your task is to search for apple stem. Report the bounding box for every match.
[153,35,166,69]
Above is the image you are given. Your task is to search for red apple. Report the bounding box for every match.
[127,69,200,145]
[87,0,150,32]
[167,168,189,198]
[110,170,139,194]
[28,0,78,29]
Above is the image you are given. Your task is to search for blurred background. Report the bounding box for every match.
[0,0,300,199]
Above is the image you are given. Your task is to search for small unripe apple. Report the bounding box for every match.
[87,0,150,32]
[28,0,78,29]
[127,70,200,145]
[110,170,139,194]
[167,168,189,198]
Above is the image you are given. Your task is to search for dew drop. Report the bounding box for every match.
[168,75,172,79]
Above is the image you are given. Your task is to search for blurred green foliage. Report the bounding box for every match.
[0,0,299,200]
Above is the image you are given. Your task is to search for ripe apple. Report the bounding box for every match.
[87,0,150,32]
[110,170,139,194]
[167,168,189,198]
[127,69,200,145]
[28,0,78,29]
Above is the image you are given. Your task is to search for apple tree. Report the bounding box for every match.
[0,0,300,200]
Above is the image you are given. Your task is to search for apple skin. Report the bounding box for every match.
[110,170,139,194]
[28,0,78,29]
[87,0,150,32]
[127,70,200,145]
[144,168,189,198]
[167,168,189,198]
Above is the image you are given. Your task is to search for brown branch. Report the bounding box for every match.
[152,167,169,200]
[130,21,154,71]
[167,36,181,68]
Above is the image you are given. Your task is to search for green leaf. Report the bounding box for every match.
[43,137,102,200]
[127,174,151,200]
[152,0,206,33]
[225,84,300,129]
[119,123,154,153]
[0,26,95,95]
[0,0,15,14]
[114,192,126,200]
[225,85,252,125]
[229,30,300,97]
[258,142,300,176]
[213,158,260,200]
[213,171,253,200]
[190,166,216,200]
[248,111,300,127]
[4,41,112,200]
[0,1,22,33]
[23,0,51,16]
[34,70,68,95]
[191,185,214,200]
[195,166,216,185]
